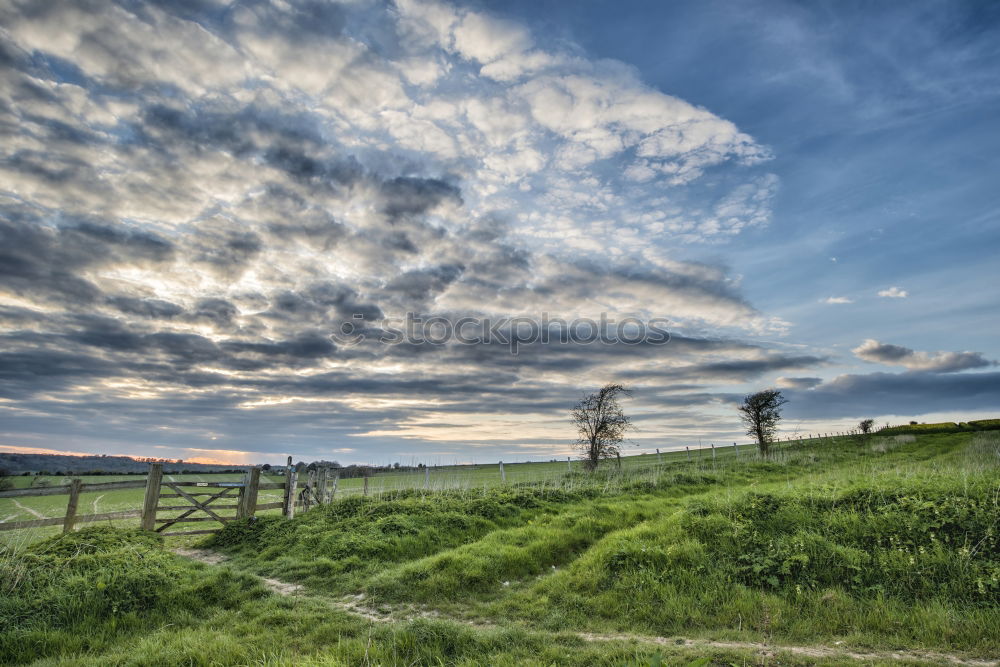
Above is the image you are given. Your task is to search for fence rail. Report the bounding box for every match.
[0,510,143,532]
[0,479,147,498]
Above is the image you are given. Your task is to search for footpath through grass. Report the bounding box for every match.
[2,432,998,665]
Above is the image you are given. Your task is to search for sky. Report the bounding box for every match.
[0,0,998,466]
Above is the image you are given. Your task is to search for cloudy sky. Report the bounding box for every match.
[1,0,998,466]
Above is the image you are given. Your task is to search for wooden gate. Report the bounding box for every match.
[140,464,271,536]
[0,459,333,537]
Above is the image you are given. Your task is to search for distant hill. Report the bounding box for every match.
[0,452,251,475]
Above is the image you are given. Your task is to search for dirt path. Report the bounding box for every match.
[92,494,105,514]
[171,548,998,667]
[12,499,46,519]
[172,548,304,595]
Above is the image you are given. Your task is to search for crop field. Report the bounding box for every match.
[3,431,999,665]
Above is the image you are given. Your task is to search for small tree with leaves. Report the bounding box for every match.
[572,383,634,471]
[738,389,788,457]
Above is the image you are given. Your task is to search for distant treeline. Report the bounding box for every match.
[277,460,423,478]
[0,452,430,478]
[880,419,1000,436]
[0,452,250,476]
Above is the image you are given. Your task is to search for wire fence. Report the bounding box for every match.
[0,431,893,543]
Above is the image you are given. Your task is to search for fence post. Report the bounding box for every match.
[499,461,505,482]
[363,475,369,496]
[656,448,661,464]
[282,456,293,515]
[239,467,261,519]
[424,465,429,489]
[63,478,82,533]
[305,469,316,508]
[141,463,163,531]
[733,442,738,457]
[317,467,328,504]
[711,444,716,464]
[567,456,571,472]
[332,470,340,499]
[284,462,298,519]
[685,446,691,462]
[237,470,248,518]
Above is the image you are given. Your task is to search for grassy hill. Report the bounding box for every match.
[2,431,998,665]
[880,419,1000,435]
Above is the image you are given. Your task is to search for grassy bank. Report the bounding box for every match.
[2,431,998,665]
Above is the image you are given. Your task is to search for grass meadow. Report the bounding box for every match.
[2,431,998,665]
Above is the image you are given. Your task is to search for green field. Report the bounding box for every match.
[2,432,998,665]
[1,443,757,545]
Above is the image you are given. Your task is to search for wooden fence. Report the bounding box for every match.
[0,478,147,533]
[0,457,344,535]
[1,439,856,535]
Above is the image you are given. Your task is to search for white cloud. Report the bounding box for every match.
[823,296,853,304]
[391,0,774,251]
[776,376,823,389]
[877,286,908,298]
[451,12,532,64]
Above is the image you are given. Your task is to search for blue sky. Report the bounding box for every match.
[0,0,997,466]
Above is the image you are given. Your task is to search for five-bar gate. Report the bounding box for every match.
[140,464,285,536]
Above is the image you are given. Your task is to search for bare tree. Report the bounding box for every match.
[572,383,634,470]
[855,418,876,446]
[738,389,788,457]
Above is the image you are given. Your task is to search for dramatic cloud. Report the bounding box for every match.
[3,0,986,464]
[0,0,793,461]
[853,339,995,373]
[877,286,908,298]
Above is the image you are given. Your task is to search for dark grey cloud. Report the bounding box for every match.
[0,348,118,398]
[193,230,262,271]
[148,332,221,365]
[0,207,175,304]
[192,298,239,327]
[220,332,336,360]
[617,355,826,383]
[853,339,995,372]
[381,176,462,220]
[108,296,184,319]
[785,371,1000,419]
[383,264,465,301]
[66,314,145,351]
[305,282,384,322]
